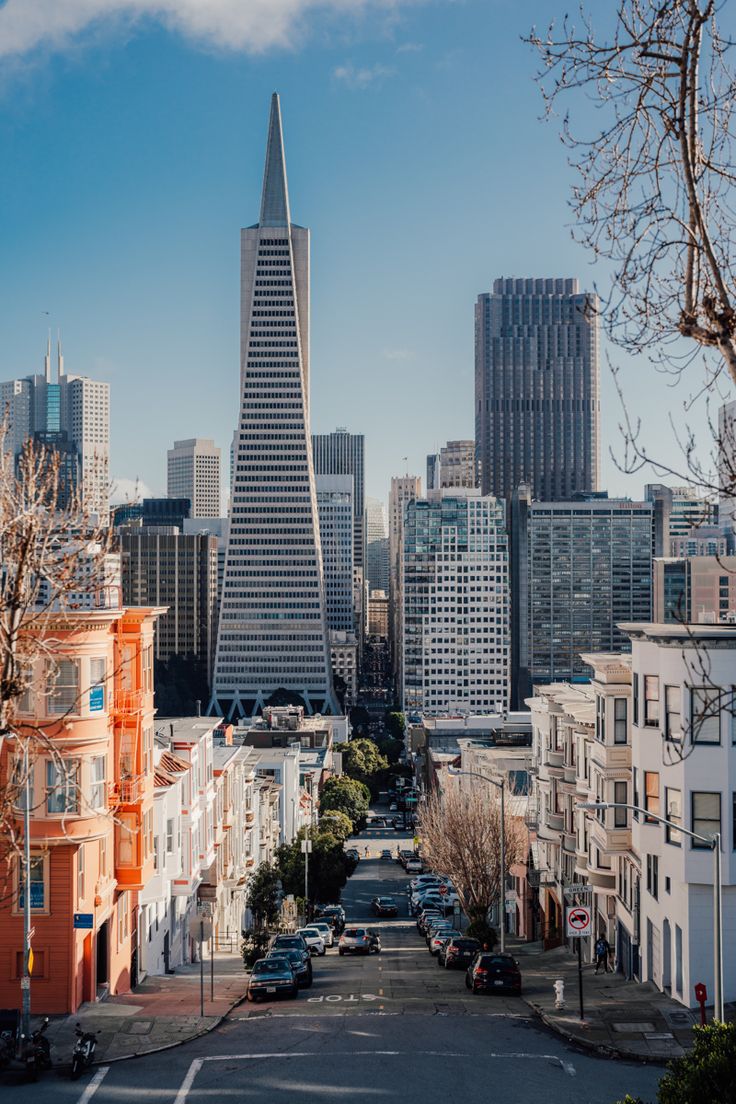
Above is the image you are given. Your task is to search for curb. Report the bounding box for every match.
[50,989,250,1071]
[524,999,672,1067]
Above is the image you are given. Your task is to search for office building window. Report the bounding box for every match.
[690,687,721,744]
[665,788,682,845]
[644,771,660,822]
[691,791,721,848]
[614,781,627,826]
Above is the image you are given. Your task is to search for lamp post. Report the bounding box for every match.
[448,767,506,953]
[579,801,724,1023]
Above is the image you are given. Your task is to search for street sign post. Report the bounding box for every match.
[565,906,591,1022]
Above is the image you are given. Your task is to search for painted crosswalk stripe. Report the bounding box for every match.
[76,1066,110,1104]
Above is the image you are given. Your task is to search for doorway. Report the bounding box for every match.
[96,920,109,994]
[662,919,672,993]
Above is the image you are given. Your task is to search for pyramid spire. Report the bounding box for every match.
[259,92,290,228]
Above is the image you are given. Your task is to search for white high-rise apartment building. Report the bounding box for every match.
[168,438,221,518]
[402,488,509,714]
[209,94,336,719]
[1,339,110,519]
[389,475,421,693]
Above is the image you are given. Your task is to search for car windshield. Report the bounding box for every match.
[344,928,365,937]
[253,959,289,974]
[300,928,321,937]
[378,898,395,905]
[452,940,479,950]
[481,955,516,967]
[271,950,302,964]
[274,937,302,947]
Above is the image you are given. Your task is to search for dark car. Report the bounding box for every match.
[371,896,399,918]
[315,905,346,933]
[270,934,309,958]
[247,957,298,1002]
[438,936,480,969]
[267,949,313,988]
[465,953,522,995]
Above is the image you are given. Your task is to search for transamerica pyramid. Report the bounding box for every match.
[209,94,338,719]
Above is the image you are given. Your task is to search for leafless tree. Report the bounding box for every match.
[0,416,114,895]
[528,0,736,389]
[418,781,526,928]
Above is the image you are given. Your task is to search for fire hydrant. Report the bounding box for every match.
[553,978,565,1010]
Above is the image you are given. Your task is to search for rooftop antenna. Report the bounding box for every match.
[44,330,51,383]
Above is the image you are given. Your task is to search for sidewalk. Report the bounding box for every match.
[41,948,249,1065]
[513,941,730,1063]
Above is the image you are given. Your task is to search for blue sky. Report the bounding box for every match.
[0,0,719,506]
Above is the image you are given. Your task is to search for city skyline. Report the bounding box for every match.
[0,1,721,510]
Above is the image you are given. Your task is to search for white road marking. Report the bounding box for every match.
[174,1058,203,1104]
[172,1049,576,1101]
[76,1066,110,1104]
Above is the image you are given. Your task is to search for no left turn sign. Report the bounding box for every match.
[565,905,592,938]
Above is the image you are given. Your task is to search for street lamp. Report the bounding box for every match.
[448,766,506,953]
[578,801,723,1023]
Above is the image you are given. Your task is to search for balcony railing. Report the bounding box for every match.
[119,774,146,804]
[113,690,145,715]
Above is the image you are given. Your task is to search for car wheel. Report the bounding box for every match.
[465,976,471,989]
[320,947,326,956]
[339,949,344,956]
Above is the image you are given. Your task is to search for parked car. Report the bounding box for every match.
[425,920,457,945]
[392,818,405,831]
[371,896,399,917]
[338,927,377,955]
[308,921,334,948]
[267,949,313,988]
[296,927,326,956]
[405,859,424,874]
[438,937,480,969]
[315,905,346,934]
[345,848,360,862]
[247,957,298,1002]
[465,953,522,995]
[270,933,309,958]
[429,928,462,955]
[417,908,442,933]
[389,802,398,812]
[380,849,393,861]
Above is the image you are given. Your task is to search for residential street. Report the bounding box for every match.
[5,814,661,1104]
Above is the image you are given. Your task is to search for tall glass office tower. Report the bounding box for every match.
[210,94,336,718]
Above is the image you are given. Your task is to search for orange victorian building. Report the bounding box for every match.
[0,605,163,1014]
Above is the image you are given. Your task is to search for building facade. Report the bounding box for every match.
[653,555,736,624]
[645,484,717,556]
[312,428,365,572]
[511,488,653,705]
[120,527,219,684]
[315,474,355,634]
[475,278,599,503]
[0,605,162,1013]
[426,440,476,491]
[210,94,336,718]
[402,489,509,714]
[365,497,389,594]
[1,339,110,519]
[167,438,221,519]
[389,475,421,694]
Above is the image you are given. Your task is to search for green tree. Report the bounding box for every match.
[349,705,370,735]
[317,809,353,842]
[658,1022,736,1104]
[342,737,388,795]
[374,731,404,765]
[245,861,281,930]
[275,826,357,907]
[319,775,370,829]
[386,711,406,742]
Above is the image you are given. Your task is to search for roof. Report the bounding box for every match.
[259,93,290,228]
[158,750,190,775]
[160,717,222,744]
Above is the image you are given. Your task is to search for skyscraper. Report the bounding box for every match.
[312,428,365,570]
[510,487,653,704]
[388,474,422,693]
[315,474,354,633]
[402,489,509,714]
[365,497,389,593]
[209,94,336,719]
[1,338,110,519]
[167,438,221,518]
[426,440,476,491]
[475,278,600,502]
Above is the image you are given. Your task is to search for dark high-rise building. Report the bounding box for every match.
[475,278,600,502]
[510,487,653,706]
[312,428,365,570]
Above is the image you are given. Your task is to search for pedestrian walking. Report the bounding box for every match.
[594,935,611,974]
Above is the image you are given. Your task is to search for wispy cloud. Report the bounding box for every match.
[395,41,423,54]
[332,61,395,90]
[0,1,420,60]
[382,347,416,361]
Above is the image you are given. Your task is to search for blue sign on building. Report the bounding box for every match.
[73,913,94,929]
[89,684,105,712]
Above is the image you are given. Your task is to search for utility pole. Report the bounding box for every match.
[21,738,32,1044]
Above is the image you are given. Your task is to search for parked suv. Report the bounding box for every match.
[339,927,378,955]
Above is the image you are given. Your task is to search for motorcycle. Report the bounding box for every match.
[70,1024,98,1080]
[23,1017,51,1081]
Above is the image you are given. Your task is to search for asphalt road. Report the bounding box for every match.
[11,809,662,1104]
